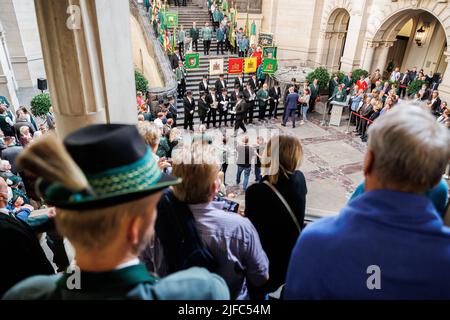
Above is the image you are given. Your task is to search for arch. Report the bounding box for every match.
[320,8,351,71]
[367,6,448,78]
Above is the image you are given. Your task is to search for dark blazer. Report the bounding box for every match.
[243,88,255,104]
[198,80,209,94]
[234,100,248,120]
[430,97,442,116]
[215,79,227,93]
[230,91,240,107]
[169,53,180,71]
[197,98,209,117]
[183,97,196,115]
[218,94,229,111]
[234,77,244,91]
[268,86,281,101]
[248,78,258,91]
[0,212,55,296]
[245,171,307,293]
[2,145,23,174]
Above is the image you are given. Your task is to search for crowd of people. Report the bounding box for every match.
[1,99,450,300]
[1,0,450,302]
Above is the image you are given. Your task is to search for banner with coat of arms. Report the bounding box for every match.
[228,58,244,74]
[258,33,274,47]
[165,12,178,28]
[244,57,258,74]
[185,53,200,69]
[263,46,277,59]
[262,58,278,75]
[209,58,224,76]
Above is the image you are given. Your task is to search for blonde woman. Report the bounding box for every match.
[244,135,307,298]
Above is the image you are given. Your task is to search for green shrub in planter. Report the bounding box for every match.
[352,68,369,81]
[334,71,345,83]
[30,93,51,117]
[407,79,426,96]
[306,67,330,90]
[135,70,148,94]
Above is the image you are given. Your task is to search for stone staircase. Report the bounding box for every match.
[169,1,246,124]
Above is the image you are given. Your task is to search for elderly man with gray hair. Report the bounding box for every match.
[285,104,450,300]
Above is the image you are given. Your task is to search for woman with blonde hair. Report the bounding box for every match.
[245,135,307,298]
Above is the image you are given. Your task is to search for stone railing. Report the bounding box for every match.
[192,0,262,13]
[129,0,177,97]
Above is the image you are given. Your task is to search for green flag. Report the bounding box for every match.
[165,12,178,28]
[244,14,249,38]
[251,20,257,36]
[263,46,277,58]
[185,53,200,69]
[229,26,235,48]
[262,58,277,74]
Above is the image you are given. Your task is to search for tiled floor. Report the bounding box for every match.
[201,105,367,218]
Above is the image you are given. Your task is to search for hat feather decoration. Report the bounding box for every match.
[16,132,92,194]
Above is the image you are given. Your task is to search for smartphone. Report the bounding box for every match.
[214,195,240,213]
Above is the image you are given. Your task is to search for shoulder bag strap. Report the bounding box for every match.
[263,181,301,232]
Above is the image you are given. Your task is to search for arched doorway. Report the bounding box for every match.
[323,9,350,72]
[370,10,448,80]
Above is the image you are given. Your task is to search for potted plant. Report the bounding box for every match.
[30,93,52,117]
[306,67,330,95]
[135,70,149,94]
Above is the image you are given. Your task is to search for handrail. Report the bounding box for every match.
[129,0,177,97]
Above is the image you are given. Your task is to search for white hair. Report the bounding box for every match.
[368,103,450,191]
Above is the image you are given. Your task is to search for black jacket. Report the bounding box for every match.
[234,77,244,91]
[243,89,255,105]
[215,79,227,93]
[0,212,55,296]
[245,171,307,293]
[183,97,196,115]
[198,80,209,94]
[234,100,248,120]
[197,98,209,117]
[218,94,229,111]
[248,78,259,91]
[268,87,281,101]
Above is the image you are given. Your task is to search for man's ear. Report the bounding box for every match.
[363,149,375,178]
[127,215,142,248]
[211,179,220,197]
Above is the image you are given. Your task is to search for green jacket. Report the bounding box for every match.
[176,30,186,44]
[202,27,213,40]
[257,89,269,104]
[3,264,230,300]
[213,10,223,23]
[309,84,320,98]
[332,88,346,103]
[190,27,200,41]
[176,66,186,81]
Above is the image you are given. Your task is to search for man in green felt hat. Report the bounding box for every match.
[3,124,230,300]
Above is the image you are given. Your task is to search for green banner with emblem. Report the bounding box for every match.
[262,58,278,75]
[185,53,200,69]
[165,12,178,29]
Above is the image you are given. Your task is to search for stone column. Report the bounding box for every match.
[361,40,379,72]
[315,31,328,67]
[34,0,137,138]
[0,21,20,111]
[437,51,450,103]
[373,41,394,75]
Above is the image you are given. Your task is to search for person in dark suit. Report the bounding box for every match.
[169,52,181,71]
[245,135,306,298]
[248,74,259,92]
[234,74,245,92]
[1,137,23,174]
[207,87,218,128]
[357,97,375,137]
[198,75,209,96]
[408,67,418,83]
[328,75,339,100]
[197,92,209,124]
[268,82,281,119]
[308,79,320,113]
[427,90,442,117]
[0,177,55,296]
[398,70,410,99]
[215,74,227,93]
[218,89,229,127]
[232,94,248,135]
[243,84,256,124]
[183,91,195,131]
[282,86,300,128]
[167,96,178,127]
[229,85,241,126]
[283,78,299,103]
